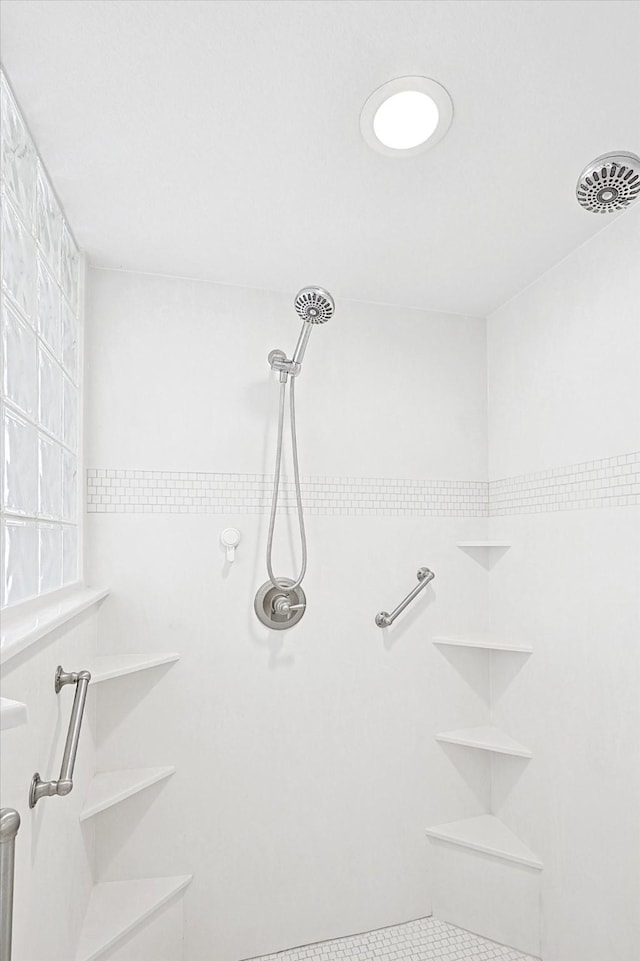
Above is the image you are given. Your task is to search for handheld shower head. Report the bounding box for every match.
[290,286,334,370]
[269,286,335,377]
[294,287,335,324]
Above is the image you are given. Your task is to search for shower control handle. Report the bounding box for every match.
[272,595,305,616]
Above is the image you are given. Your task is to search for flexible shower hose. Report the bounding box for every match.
[266,376,307,592]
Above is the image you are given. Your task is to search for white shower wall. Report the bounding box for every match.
[82,208,640,961]
[487,206,640,961]
[84,268,490,961]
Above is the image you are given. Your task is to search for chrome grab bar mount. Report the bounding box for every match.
[375,567,435,628]
[29,665,91,809]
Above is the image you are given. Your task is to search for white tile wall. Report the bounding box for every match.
[490,451,640,514]
[86,451,640,517]
[86,469,489,516]
[251,917,538,961]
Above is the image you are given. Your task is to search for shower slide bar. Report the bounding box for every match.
[375,567,435,628]
[29,666,92,809]
[0,808,20,961]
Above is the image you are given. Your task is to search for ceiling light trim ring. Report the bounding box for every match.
[360,76,454,158]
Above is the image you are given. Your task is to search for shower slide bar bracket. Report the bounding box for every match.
[375,567,435,628]
[29,665,92,809]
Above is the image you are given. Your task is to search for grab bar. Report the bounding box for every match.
[375,567,435,628]
[0,808,20,961]
[29,666,91,809]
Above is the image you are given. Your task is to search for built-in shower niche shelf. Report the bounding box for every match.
[435,725,532,758]
[89,652,180,683]
[80,766,176,821]
[425,814,542,870]
[75,875,192,961]
[433,634,532,653]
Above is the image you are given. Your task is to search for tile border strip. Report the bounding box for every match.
[86,451,640,516]
[490,450,640,514]
[86,470,488,517]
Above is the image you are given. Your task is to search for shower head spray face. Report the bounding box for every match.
[576,152,640,213]
[294,286,335,324]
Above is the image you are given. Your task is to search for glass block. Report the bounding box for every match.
[62,375,78,451]
[39,435,62,519]
[38,523,62,595]
[61,297,78,381]
[36,257,61,358]
[1,518,38,606]
[60,223,80,314]
[62,450,77,521]
[38,344,63,439]
[3,406,38,514]
[2,299,37,417]
[62,525,79,585]
[35,164,62,278]
[1,195,37,323]
[0,75,37,228]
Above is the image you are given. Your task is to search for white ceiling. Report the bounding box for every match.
[1,0,639,316]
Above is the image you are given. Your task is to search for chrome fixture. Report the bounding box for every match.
[576,152,640,213]
[0,808,20,961]
[29,665,91,808]
[375,567,435,628]
[255,287,334,630]
[254,577,307,630]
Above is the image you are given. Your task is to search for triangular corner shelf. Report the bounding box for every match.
[435,725,532,758]
[80,766,176,821]
[75,875,192,961]
[456,541,511,549]
[425,814,542,870]
[433,634,532,654]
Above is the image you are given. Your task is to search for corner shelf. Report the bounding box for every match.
[0,696,28,731]
[433,634,532,653]
[456,541,511,548]
[435,725,532,758]
[75,875,192,961]
[80,766,176,821]
[90,653,180,684]
[425,814,542,870]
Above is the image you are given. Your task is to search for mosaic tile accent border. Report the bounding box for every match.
[251,916,538,961]
[86,470,488,517]
[86,452,640,517]
[490,451,640,515]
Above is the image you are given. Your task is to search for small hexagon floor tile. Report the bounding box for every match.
[251,917,539,961]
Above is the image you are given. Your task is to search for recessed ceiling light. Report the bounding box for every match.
[360,77,453,158]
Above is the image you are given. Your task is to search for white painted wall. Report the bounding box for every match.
[84,267,489,961]
[1,612,99,961]
[487,206,640,961]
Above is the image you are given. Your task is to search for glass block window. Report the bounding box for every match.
[1,70,81,608]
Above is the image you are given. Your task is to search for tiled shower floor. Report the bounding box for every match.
[252,917,539,961]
